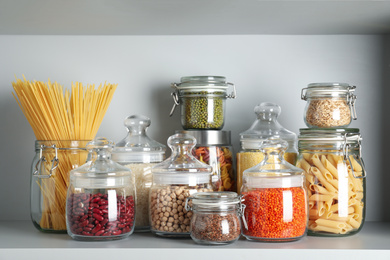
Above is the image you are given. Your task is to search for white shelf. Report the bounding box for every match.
[1,221,390,260]
[1,0,390,35]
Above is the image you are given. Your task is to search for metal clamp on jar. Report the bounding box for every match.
[185,192,245,245]
[170,76,236,130]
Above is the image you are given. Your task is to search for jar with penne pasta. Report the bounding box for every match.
[297,128,366,237]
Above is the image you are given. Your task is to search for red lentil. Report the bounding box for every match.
[242,187,307,240]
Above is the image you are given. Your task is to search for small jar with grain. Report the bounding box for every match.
[66,137,136,241]
[112,115,166,232]
[241,137,308,242]
[150,133,213,237]
[237,102,298,194]
[301,83,357,128]
[185,192,244,245]
[170,76,236,130]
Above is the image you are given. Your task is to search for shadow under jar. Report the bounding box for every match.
[170,76,236,130]
[297,128,366,236]
[185,192,244,245]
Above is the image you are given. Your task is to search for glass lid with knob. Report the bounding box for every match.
[239,102,297,153]
[112,115,166,163]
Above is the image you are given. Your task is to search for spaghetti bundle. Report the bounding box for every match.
[12,76,117,231]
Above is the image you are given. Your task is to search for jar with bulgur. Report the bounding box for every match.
[237,102,298,193]
[150,133,212,237]
[301,83,357,128]
[112,115,166,232]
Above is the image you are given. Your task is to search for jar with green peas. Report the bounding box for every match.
[170,76,236,130]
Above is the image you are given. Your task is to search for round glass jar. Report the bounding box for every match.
[66,137,136,241]
[31,140,90,233]
[150,133,213,237]
[112,115,166,232]
[177,130,236,192]
[297,128,366,237]
[241,137,308,242]
[237,102,298,194]
[170,76,236,130]
[301,83,357,128]
[185,192,244,245]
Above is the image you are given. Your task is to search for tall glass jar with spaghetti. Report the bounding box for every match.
[112,115,166,232]
[176,130,236,192]
[237,102,298,194]
[297,128,366,236]
[31,140,90,233]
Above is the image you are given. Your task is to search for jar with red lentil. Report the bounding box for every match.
[150,133,213,237]
[185,192,244,245]
[66,137,136,241]
[112,115,166,232]
[301,83,357,128]
[237,102,298,194]
[297,128,366,237]
[241,137,308,242]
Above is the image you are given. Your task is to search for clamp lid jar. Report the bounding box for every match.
[301,82,357,128]
[170,76,236,130]
[66,137,136,241]
[150,133,213,237]
[240,137,308,242]
[185,191,244,245]
[297,128,366,237]
[112,115,166,232]
[237,102,298,193]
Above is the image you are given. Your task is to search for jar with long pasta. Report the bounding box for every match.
[297,128,366,236]
[237,102,298,194]
[112,115,166,232]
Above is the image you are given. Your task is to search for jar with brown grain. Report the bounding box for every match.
[237,102,298,193]
[185,191,244,245]
[301,83,357,128]
[150,133,213,237]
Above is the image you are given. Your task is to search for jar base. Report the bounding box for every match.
[32,220,67,234]
[242,234,304,242]
[69,233,131,241]
[191,237,240,245]
[151,230,190,238]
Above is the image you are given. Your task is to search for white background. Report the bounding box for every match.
[0,35,385,222]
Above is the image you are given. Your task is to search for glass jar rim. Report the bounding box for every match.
[173,75,229,91]
[190,191,241,207]
[302,82,355,99]
[299,128,361,143]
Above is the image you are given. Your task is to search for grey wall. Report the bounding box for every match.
[0,35,384,221]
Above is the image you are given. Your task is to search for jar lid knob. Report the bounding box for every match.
[254,102,281,121]
[124,114,151,133]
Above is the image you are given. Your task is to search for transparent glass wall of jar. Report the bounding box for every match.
[185,192,244,245]
[66,138,136,241]
[31,140,89,233]
[240,137,307,242]
[112,115,166,232]
[237,102,298,194]
[301,83,357,128]
[150,134,213,237]
[296,128,366,236]
[170,76,236,130]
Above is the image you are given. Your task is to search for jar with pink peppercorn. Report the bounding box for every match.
[66,137,136,241]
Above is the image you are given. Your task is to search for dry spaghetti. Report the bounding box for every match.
[12,76,117,231]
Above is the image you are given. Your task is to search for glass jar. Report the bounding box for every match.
[177,130,236,192]
[184,192,244,245]
[66,137,136,241]
[150,133,213,237]
[170,76,236,130]
[31,140,90,233]
[241,137,308,242]
[301,83,357,128]
[297,128,366,237]
[112,115,166,232]
[237,102,298,193]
